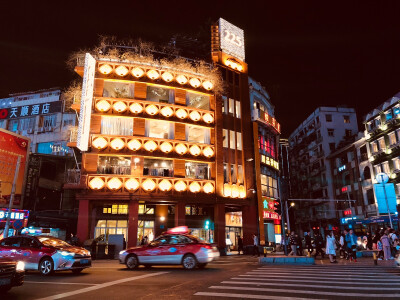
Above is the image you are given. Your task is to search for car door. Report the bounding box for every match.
[164,235,184,264]
[0,237,20,260]
[140,236,170,264]
[18,237,42,270]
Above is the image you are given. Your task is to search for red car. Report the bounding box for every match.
[119,227,219,270]
[0,235,91,276]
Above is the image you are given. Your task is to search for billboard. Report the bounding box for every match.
[373,183,397,214]
[0,129,30,207]
[0,101,62,120]
[218,18,245,61]
[77,53,96,151]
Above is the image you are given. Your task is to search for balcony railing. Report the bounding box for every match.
[93,97,214,126]
[65,169,81,184]
[69,126,78,143]
[91,134,215,160]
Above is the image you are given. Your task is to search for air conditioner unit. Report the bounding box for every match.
[45,127,53,132]
[37,127,44,133]
[27,128,33,134]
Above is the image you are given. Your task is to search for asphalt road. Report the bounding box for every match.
[3,256,400,300]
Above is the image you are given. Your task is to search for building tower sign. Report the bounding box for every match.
[218,18,245,61]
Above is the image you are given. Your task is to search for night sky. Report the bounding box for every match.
[1,1,400,137]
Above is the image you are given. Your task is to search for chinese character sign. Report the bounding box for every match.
[0,102,62,120]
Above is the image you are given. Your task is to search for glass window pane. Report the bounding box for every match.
[96,220,107,227]
[98,156,131,175]
[235,101,241,118]
[143,158,173,177]
[108,228,116,235]
[230,131,235,149]
[186,125,210,144]
[103,81,134,98]
[139,205,145,214]
[107,220,117,228]
[229,98,235,114]
[147,86,173,103]
[101,116,133,136]
[185,162,210,179]
[117,220,128,227]
[223,129,228,148]
[236,132,242,150]
[146,119,172,139]
[186,92,210,110]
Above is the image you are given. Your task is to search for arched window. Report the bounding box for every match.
[363,166,371,180]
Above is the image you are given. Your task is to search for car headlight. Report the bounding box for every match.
[119,250,126,255]
[16,261,25,271]
[58,250,75,257]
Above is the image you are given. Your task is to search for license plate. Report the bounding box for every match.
[80,259,89,264]
[0,278,11,286]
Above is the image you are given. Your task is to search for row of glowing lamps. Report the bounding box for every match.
[223,183,246,199]
[95,100,214,123]
[98,64,214,91]
[88,177,214,193]
[92,137,215,157]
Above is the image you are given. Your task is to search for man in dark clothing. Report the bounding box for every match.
[304,232,313,256]
[296,234,303,256]
[238,236,244,255]
[366,232,373,250]
[314,233,324,259]
[288,231,297,256]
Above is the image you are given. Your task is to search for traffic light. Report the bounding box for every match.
[204,220,210,230]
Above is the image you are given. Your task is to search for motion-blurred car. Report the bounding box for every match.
[119,227,219,270]
[0,259,24,293]
[0,235,91,276]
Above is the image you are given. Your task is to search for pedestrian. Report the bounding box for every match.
[304,232,313,257]
[345,229,357,262]
[296,233,304,256]
[380,230,391,260]
[326,231,338,263]
[366,232,373,250]
[377,239,384,260]
[70,234,79,246]
[288,231,297,256]
[372,230,381,250]
[238,236,244,255]
[314,233,324,259]
[252,234,260,257]
[389,229,398,258]
[339,230,347,259]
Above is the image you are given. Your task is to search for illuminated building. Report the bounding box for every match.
[66,18,269,252]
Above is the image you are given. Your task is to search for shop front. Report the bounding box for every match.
[225,211,242,251]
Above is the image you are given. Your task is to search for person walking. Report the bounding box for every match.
[346,229,357,262]
[304,232,313,257]
[252,234,260,257]
[339,230,347,259]
[314,233,324,259]
[326,231,338,263]
[366,232,373,250]
[288,231,297,256]
[237,236,244,255]
[296,233,304,256]
[381,230,391,260]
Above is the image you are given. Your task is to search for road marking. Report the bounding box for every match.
[236,276,400,285]
[245,273,400,281]
[36,272,169,300]
[222,280,400,291]
[194,291,319,299]
[25,281,98,286]
[256,268,393,274]
[247,271,395,278]
[258,267,394,272]
[209,285,400,298]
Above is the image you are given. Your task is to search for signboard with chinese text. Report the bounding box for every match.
[0,101,62,120]
[262,197,280,220]
[256,109,281,134]
[218,18,245,61]
[260,154,279,170]
[0,129,30,207]
[77,53,96,151]
[225,212,242,227]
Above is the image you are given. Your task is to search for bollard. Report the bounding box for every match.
[373,252,377,265]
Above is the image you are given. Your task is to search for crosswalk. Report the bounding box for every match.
[194,265,400,299]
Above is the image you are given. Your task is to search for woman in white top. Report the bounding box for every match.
[326,231,338,263]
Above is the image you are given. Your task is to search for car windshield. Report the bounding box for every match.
[38,237,71,247]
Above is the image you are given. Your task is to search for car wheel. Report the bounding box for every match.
[198,263,207,269]
[126,255,139,270]
[72,268,84,274]
[0,286,11,293]
[39,257,54,276]
[182,254,197,270]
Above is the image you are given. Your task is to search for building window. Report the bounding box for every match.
[328,129,334,137]
[223,163,229,183]
[236,132,242,150]
[371,141,378,153]
[229,98,235,115]
[237,165,243,184]
[19,117,35,131]
[138,205,154,214]
[366,189,375,205]
[101,116,132,135]
[386,111,393,121]
[143,158,173,177]
[223,129,228,148]
[235,101,241,118]
[147,86,174,103]
[42,114,57,128]
[231,165,237,183]
[345,130,352,137]
[343,115,350,123]
[222,96,228,114]
[329,143,335,152]
[186,125,210,144]
[7,120,18,132]
[261,174,278,198]
[394,106,400,117]
[146,119,173,139]
[388,131,397,145]
[230,130,236,149]
[325,114,332,122]
[97,156,131,175]
[102,204,128,215]
[185,162,210,180]
[393,157,400,171]
[186,92,209,110]
[95,219,128,241]
[103,81,134,98]
[378,137,386,151]
[375,161,390,175]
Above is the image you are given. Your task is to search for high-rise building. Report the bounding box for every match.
[288,107,358,233]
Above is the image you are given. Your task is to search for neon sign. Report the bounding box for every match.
[218,18,245,61]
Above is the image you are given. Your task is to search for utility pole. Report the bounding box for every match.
[4,156,21,238]
[278,177,288,255]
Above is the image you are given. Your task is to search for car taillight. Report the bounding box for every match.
[203,245,212,250]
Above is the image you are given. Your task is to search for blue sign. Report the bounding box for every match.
[374,183,397,214]
[13,220,23,230]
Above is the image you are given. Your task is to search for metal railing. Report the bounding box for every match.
[69,127,78,142]
[65,169,81,184]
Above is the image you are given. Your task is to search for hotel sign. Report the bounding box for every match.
[218,18,245,61]
[77,53,96,151]
[0,102,62,120]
